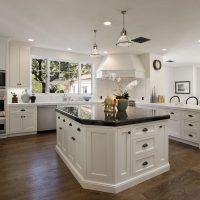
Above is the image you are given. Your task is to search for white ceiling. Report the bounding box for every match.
[1,0,200,66]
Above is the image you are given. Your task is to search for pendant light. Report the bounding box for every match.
[90,29,101,57]
[116,10,132,47]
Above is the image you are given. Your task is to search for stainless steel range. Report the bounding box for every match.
[0,93,6,117]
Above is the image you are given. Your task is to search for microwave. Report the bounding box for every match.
[0,94,5,117]
[0,118,6,134]
[0,70,6,89]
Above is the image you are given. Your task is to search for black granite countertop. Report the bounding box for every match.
[56,104,170,126]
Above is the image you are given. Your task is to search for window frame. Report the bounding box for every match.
[31,57,94,96]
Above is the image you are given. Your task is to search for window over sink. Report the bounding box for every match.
[31,58,93,95]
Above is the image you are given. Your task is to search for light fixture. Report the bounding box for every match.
[116,10,132,47]
[103,51,108,54]
[28,38,34,42]
[90,29,101,57]
[198,40,200,43]
[104,21,112,26]
[162,48,167,51]
[67,48,72,51]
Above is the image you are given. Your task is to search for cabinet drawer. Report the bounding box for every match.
[133,124,156,138]
[135,137,156,155]
[184,121,199,130]
[184,112,200,121]
[9,106,36,114]
[134,154,156,174]
[168,110,183,119]
[183,130,198,142]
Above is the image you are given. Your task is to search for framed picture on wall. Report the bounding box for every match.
[175,81,190,94]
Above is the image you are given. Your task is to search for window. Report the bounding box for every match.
[31,59,93,94]
[32,59,47,93]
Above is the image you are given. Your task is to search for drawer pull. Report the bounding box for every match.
[142,143,148,148]
[159,125,163,128]
[59,127,62,130]
[170,112,174,115]
[71,137,76,141]
[58,116,60,119]
[188,134,193,137]
[21,109,25,111]
[188,124,193,127]
[142,128,148,132]
[77,128,81,132]
[188,115,193,117]
[142,161,148,166]
[128,131,131,134]
[63,119,65,122]
[69,123,72,126]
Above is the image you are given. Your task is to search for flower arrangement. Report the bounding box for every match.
[114,80,130,100]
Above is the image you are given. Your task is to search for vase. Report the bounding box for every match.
[117,99,128,111]
[21,89,30,103]
[116,111,128,120]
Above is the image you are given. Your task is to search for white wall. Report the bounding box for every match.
[166,66,198,103]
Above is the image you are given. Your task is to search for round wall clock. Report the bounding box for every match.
[153,60,162,70]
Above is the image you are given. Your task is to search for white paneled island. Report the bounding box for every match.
[55,104,170,193]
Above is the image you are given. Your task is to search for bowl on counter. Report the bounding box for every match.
[83,96,91,101]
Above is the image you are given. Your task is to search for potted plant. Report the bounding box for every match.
[115,91,130,111]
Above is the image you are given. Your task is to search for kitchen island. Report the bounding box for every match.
[55,104,170,193]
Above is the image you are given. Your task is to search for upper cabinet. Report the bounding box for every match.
[0,37,8,70]
[9,44,30,88]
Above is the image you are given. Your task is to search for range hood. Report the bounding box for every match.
[96,54,145,79]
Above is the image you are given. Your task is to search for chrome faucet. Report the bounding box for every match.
[63,93,71,101]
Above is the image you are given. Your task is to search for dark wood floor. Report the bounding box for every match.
[0,133,200,200]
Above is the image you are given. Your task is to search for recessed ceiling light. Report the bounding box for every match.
[162,48,167,51]
[28,38,34,42]
[103,51,108,54]
[198,40,200,43]
[103,21,112,26]
[67,48,72,51]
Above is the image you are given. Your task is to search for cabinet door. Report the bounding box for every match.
[61,119,68,156]
[86,127,114,183]
[67,125,76,163]
[168,119,181,138]
[9,114,23,133]
[19,46,30,87]
[22,113,37,132]
[74,125,85,175]
[0,37,7,69]
[57,116,63,149]
[117,127,131,182]
[9,45,20,87]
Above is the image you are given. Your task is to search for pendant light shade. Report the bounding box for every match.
[90,30,101,57]
[116,11,132,47]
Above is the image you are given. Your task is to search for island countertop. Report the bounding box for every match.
[55,104,170,126]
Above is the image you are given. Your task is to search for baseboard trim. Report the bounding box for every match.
[56,146,170,193]
[169,136,199,148]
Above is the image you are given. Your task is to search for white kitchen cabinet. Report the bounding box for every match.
[0,37,8,69]
[9,45,30,87]
[9,105,37,136]
[117,127,131,182]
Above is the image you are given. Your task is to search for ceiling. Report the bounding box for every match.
[0,0,200,66]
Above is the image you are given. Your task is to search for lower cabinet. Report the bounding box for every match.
[56,114,169,193]
[9,105,37,135]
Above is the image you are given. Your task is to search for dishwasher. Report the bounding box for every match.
[37,105,57,132]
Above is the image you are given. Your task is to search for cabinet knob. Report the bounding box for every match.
[142,128,148,132]
[188,124,193,127]
[142,161,148,166]
[63,119,65,122]
[21,109,25,112]
[71,137,76,141]
[188,115,193,117]
[159,125,163,128]
[58,116,60,119]
[128,131,131,134]
[77,128,81,132]
[188,134,193,137]
[69,123,72,126]
[59,127,62,130]
[142,143,148,148]
[170,112,174,115]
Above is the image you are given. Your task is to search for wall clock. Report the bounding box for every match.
[153,60,162,70]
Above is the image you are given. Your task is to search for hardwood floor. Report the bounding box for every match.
[0,133,199,200]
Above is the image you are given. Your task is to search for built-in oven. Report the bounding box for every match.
[0,118,6,134]
[0,94,5,117]
[0,70,6,89]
